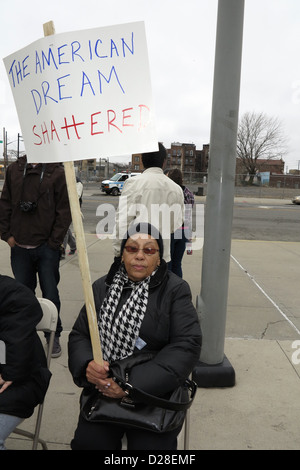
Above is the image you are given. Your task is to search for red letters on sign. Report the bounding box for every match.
[32,104,151,146]
[91,112,104,135]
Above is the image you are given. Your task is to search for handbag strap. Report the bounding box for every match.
[113,377,197,411]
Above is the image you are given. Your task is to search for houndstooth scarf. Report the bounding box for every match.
[98,265,155,362]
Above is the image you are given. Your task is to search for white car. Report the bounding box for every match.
[101,172,140,196]
[292,196,300,205]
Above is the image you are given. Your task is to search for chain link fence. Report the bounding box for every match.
[2,162,299,200]
[182,172,300,199]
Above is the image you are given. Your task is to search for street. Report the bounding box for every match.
[0,179,299,242]
[232,200,300,241]
[80,187,300,242]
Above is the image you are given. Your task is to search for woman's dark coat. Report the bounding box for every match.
[68,261,202,397]
[0,275,51,418]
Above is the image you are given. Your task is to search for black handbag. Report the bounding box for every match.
[80,353,197,433]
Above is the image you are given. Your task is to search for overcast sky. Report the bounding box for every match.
[1,0,299,171]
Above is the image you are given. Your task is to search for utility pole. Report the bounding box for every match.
[2,128,8,173]
[193,0,245,387]
[0,129,3,156]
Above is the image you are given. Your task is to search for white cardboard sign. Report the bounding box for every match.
[3,22,158,163]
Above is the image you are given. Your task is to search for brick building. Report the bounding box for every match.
[131,153,143,172]
[131,142,209,174]
[235,157,285,175]
[166,142,196,172]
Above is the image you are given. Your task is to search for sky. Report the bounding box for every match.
[0,0,299,171]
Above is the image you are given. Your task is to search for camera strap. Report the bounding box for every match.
[20,162,46,202]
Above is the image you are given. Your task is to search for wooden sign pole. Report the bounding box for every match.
[43,21,103,365]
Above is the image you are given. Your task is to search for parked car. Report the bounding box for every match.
[101,172,140,196]
[292,196,300,205]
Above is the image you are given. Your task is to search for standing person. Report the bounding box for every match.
[0,275,51,450]
[0,155,71,358]
[68,223,201,450]
[112,143,184,263]
[167,169,195,278]
[61,176,83,259]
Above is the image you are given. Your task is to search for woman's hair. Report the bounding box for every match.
[141,143,167,169]
[168,168,183,186]
[120,223,164,259]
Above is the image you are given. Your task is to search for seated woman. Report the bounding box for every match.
[0,275,51,450]
[68,223,201,451]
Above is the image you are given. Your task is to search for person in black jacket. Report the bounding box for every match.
[0,275,51,450]
[68,223,201,450]
[0,156,72,357]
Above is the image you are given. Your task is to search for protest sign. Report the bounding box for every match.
[3,19,158,364]
[4,21,157,163]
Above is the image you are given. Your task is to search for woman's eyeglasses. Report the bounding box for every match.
[124,246,159,256]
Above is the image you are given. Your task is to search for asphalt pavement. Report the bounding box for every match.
[2,187,300,450]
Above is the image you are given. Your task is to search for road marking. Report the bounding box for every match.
[231,254,300,336]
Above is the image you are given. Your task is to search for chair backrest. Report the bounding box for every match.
[0,298,58,366]
[36,298,58,334]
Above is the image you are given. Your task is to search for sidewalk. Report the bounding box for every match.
[2,230,300,450]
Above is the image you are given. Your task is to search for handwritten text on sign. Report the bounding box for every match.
[3,22,158,163]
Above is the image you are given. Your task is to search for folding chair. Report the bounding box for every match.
[183,407,191,449]
[177,372,194,450]
[13,298,58,450]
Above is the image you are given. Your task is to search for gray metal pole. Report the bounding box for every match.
[194,0,245,381]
